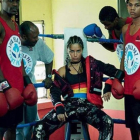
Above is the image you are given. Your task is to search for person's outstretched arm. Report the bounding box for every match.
[44,61,53,89]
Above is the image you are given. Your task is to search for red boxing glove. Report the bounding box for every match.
[1,80,24,110]
[4,88,24,110]
[0,92,8,116]
[23,76,37,106]
[111,70,124,99]
[23,84,37,106]
[111,79,124,99]
[133,80,140,100]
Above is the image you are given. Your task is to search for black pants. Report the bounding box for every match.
[125,95,140,140]
[32,98,113,140]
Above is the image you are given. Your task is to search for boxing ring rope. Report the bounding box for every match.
[16,81,125,128]
[17,119,125,128]
[17,121,38,128]
[39,34,122,44]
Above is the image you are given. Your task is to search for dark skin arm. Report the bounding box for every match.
[0,68,5,81]
[44,61,53,89]
[0,23,3,45]
[22,60,27,76]
[0,22,6,80]
[100,43,115,52]
[100,31,115,52]
[100,17,127,52]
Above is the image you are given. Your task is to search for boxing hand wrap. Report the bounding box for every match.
[133,80,140,100]
[111,70,124,99]
[23,76,38,106]
[83,23,106,39]
[1,80,24,110]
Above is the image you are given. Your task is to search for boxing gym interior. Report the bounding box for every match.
[0,0,132,140]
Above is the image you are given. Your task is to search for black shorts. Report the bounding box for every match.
[125,95,140,130]
[0,104,23,128]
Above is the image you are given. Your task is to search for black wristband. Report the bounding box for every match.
[115,70,124,82]
[56,106,65,115]
[23,76,32,86]
[103,83,111,94]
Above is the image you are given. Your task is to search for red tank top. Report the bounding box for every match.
[124,23,140,95]
[0,17,24,93]
[112,17,133,50]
